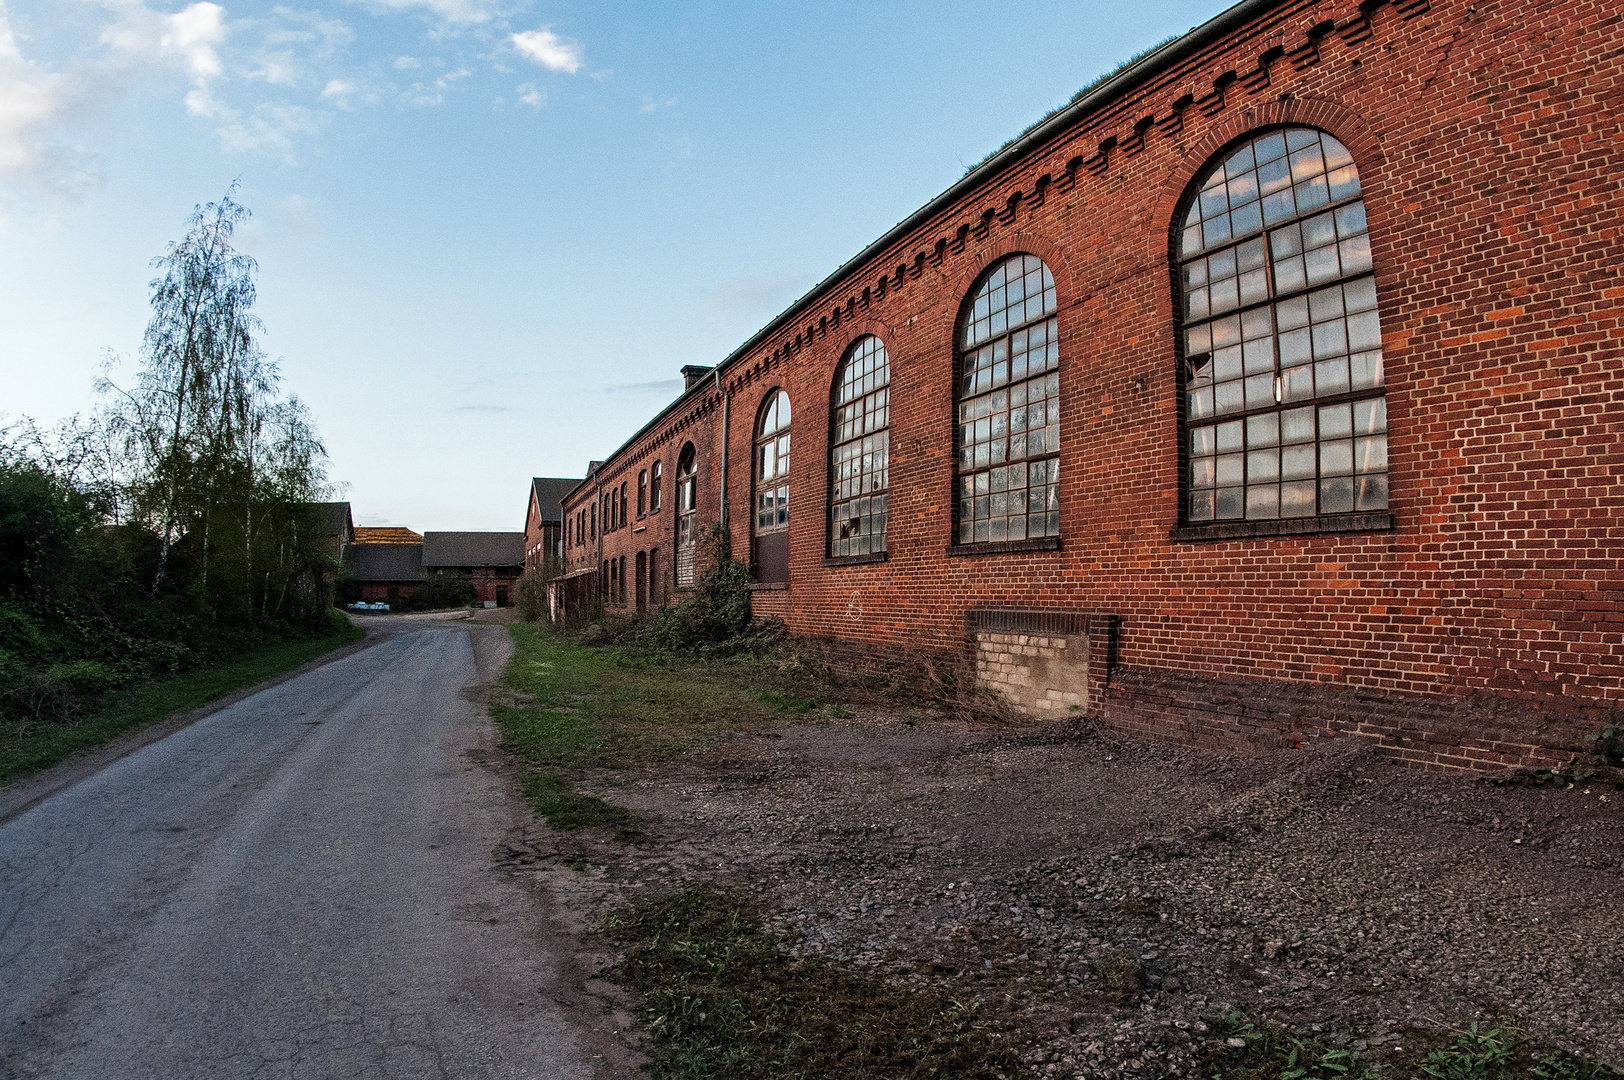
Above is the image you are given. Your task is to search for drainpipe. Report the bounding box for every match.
[715,367,730,530]
[594,470,603,603]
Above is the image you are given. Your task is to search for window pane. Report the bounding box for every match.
[831,337,891,554]
[1177,127,1385,524]
[956,263,1060,545]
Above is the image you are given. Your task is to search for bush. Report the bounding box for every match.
[631,524,761,652]
[514,567,550,621]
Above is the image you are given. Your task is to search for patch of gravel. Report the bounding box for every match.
[518,711,1624,1076]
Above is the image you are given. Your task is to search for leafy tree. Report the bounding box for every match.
[98,185,332,624]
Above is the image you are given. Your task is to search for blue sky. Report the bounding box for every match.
[1,0,1229,530]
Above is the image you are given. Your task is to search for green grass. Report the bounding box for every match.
[602,890,1026,1080]
[524,770,643,839]
[0,621,364,785]
[1199,1012,1621,1080]
[492,622,820,769]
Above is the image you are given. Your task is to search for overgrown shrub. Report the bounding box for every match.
[514,566,550,621]
[617,524,765,653]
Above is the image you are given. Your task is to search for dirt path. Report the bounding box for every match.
[509,708,1623,1076]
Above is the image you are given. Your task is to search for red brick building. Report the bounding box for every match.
[422,532,525,606]
[556,0,1623,771]
[524,477,582,572]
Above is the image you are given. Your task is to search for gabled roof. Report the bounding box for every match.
[344,543,426,582]
[422,532,525,567]
[311,502,353,539]
[354,527,423,544]
[530,477,582,524]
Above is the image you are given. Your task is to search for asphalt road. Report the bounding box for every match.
[0,621,601,1080]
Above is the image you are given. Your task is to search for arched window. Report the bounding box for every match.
[651,460,663,512]
[830,335,890,557]
[637,470,648,517]
[1177,127,1387,523]
[676,444,697,585]
[754,390,791,583]
[620,482,628,527]
[955,253,1060,545]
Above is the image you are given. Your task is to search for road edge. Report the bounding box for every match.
[0,623,390,826]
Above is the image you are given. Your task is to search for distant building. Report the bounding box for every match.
[423,532,525,606]
[311,502,354,563]
[353,527,423,545]
[344,542,426,604]
[524,477,583,572]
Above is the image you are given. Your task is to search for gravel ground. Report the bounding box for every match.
[516,708,1623,1076]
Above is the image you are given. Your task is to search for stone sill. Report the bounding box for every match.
[748,582,789,592]
[1169,511,1395,543]
[823,552,888,567]
[946,536,1063,558]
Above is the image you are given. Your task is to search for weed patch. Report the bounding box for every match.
[601,889,1026,1080]
[523,771,642,840]
[1088,947,1144,1002]
[493,622,827,768]
[1417,1024,1517,1080]
[1535,1050,1624,1080]
[1200,1011,1373,1080]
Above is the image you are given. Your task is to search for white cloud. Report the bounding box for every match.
[510,28,581,74]
[346,0,503,25]
[215,101,325,155]
[101,2,228,81]
[516,81,542,108]
[393,55,419,69]
[248,8,354,87]
[640,93,676,113]
[0,5,102,202]
[406,65,468,107]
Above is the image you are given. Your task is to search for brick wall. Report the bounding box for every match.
[556,0,1623,769]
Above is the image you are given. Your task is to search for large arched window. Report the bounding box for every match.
[1177,127,1387,524]
[830,335,890,558]
[754,390,791,583]
[956,254,1060,545]
[675,444,697,586]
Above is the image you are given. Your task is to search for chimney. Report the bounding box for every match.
[680,365,713,391]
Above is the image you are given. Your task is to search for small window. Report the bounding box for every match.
[955,253,1061,545]
[829,335,890,557]
[638,470,648,517]
[755,390,791,534]
[591,503,597,538]
[676,444,697,585]
[754,390,792,583]
[620,482,628,527]
[1177,127,1387,524]
[651,460,663,512]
